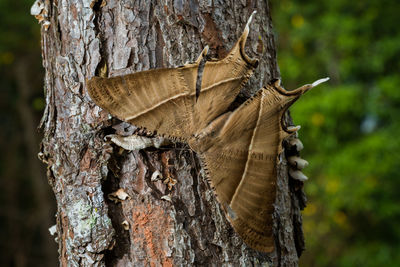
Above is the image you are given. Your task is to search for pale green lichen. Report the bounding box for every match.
[65,193,114,254]
[80,123,91,134]
[66,199,95,240]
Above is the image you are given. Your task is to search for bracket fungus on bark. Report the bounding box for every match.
[108,188,131,203]
[121,220,130,231]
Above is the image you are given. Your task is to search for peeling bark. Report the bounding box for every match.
[37,0,304,266]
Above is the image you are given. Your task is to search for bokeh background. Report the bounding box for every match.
[0,0,58,266]
[1,0,399,266]
[273,0,400,266]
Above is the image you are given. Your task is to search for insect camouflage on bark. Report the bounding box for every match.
[87,12,328,253]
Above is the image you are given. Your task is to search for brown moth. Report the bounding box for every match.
[87,13,328,253]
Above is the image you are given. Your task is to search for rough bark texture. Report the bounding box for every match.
[38,0,304,266]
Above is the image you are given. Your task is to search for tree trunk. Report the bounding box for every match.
[37,0,304,266]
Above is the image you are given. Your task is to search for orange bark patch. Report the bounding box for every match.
[130,204,173,266]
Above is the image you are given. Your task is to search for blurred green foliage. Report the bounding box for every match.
[0,0,57,266]
[273,0,400,266]
[0,0,39,55]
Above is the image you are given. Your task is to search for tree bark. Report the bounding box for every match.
[37,0,304,266]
